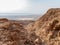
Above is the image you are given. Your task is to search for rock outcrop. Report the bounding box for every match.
[0,18,28,45]
[26,8,60,45]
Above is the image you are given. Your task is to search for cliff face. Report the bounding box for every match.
[26,8,60,45]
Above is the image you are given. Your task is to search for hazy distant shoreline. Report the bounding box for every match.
[0,15,41,20]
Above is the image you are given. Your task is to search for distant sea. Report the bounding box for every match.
[0,14,41,20]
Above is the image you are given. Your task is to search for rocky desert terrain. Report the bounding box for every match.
[0,8,60,45]
[26,8,60,45]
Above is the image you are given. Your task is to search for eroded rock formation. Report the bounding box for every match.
[0,18,28,45]
[26,8,60,45]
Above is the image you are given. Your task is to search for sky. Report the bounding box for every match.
[0,0,60,15]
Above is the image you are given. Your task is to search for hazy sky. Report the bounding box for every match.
[0,0,60,15]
